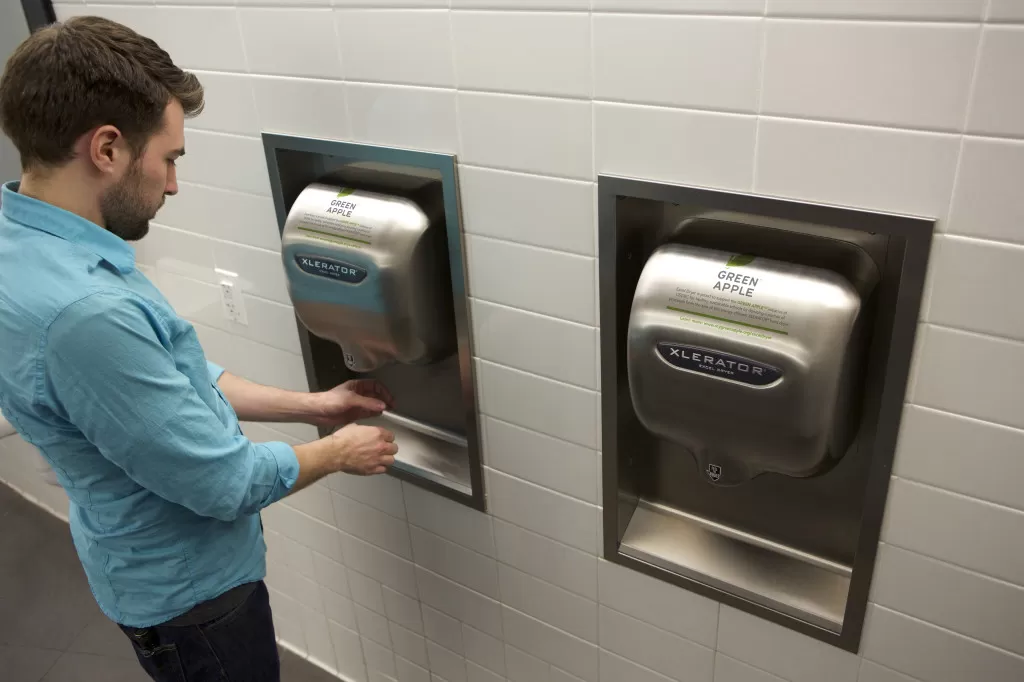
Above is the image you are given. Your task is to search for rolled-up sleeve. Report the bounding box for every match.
[44,291,299,521]
[207,360,226,383]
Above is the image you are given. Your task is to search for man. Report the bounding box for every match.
[0,16,398,681]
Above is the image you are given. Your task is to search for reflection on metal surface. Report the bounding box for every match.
[620,500,850,632]
[381,411,468,448]
[282,183,455,373]
[627,244,868,486]
[365,414,472,496]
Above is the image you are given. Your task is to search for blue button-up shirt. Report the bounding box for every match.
[0,183,299,627]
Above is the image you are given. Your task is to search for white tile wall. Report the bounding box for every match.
[3,6,1019,682]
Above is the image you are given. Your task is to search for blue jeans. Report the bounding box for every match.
[119,581,280,682]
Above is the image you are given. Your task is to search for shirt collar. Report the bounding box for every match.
[1,181,136,274]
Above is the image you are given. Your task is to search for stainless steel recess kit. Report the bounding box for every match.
[265,135,484,509]
[600,178,933,650]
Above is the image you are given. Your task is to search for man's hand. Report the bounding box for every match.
[314,379,395,428]
[327,424,397,475]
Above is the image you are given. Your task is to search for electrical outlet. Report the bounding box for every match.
[219,277,248,326]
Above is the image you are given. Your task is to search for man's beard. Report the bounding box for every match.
[99,162,160,242]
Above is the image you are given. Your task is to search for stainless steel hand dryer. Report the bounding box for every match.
[281,182,455,373]
[627,244,865,485]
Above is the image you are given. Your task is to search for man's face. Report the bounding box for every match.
[99,100,185,241]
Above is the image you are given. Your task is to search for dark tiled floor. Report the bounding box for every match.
[0,482,338,682]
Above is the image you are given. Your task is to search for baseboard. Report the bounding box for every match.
[278,639,354,682]
[0,476,69,523]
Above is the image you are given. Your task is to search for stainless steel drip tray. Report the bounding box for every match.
[620,500,851,632]
[364,412,472,496]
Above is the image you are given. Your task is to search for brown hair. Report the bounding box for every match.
[0,16,204,171]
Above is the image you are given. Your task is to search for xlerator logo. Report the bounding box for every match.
[656,342,782,387]
[295,255,367,284]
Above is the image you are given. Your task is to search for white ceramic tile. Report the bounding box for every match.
[501,607,598,682]
[928,235,1024,340]
[948,137,1024,243]
[329,473,406,520]
[340,532,419,598]
[154,270,293,354]
[262,502,346,563]
[594,15,761,112]
[251,76,349,141]
[862,605,1024,682]
[858,661,920,682]
[336,10,453,87]
[498,564,598,642]
[595,103,756,191]
[493,519,597,600]
[323,587,358,631]
[212,239,289,304]
[458,92,593,180]
[240,9,342,79]
[598,559,719,648]
[194,323,308,392]
[873,543,1024,656]
[717,606,859,682]
[286,483,335,524]
[188,72,258,136]
[423,605,465,655]
[239,0,331,4]
[599,651,673,682]
[348,570,387,615]
[484,416,599,503]
[486,469,600,554]
[988,0,1024,21]
[506,645,550,682]
[397,657,432,682]
[715,654,787,682]
[391,623,429,668]
[427,641,468,682]
[768,0,985,19]
[156,181,280,252]
[416,567,504,639]
[330,621,369,682]
[333,491,413,559]
[53,4,91,20]
[271,590,308,655]
[467,236,596,326]
[912,326,1024,430]
[403,482,495,558]
[334,0,444,5]
[177,130,271,196]
[301,605,339,670]
[472,302,597,391]
[458,166,594,255]
[968,27,1024,137]
[762,20,977,130]
[476,361,599,450]
[895,406,1024,513]
[593,0,764,11]
[466,662,503,682]
[265,530,315,578]
[452,11,590,98]
[136,223,217,284]
[462,626,505,677]
[755,118,960,217]
[455,0,587,6]
[883,478,1024,585]
[364,636,398,677]
[599,606,714,682]
[146,7,247,72]
[411,527,500,599]
[357,603,394,647]
[384,586,424,634]
[346,83,457,153]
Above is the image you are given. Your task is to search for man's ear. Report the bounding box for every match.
[88,125,126,175]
